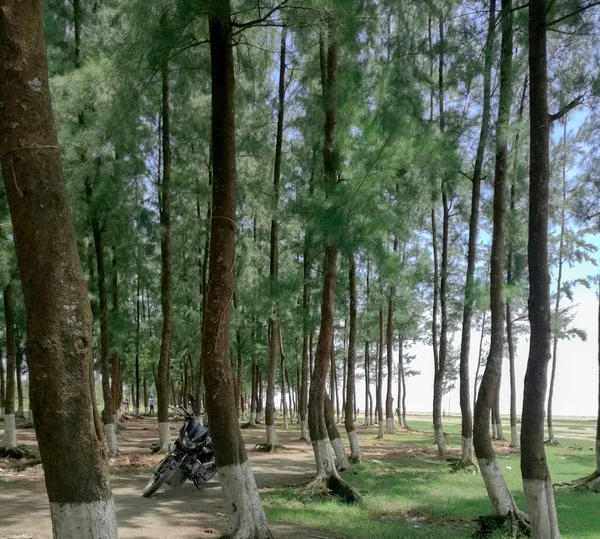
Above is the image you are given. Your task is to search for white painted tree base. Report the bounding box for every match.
[283,415,289,430]
[510,426,519,448]
[312,438,335,478]
[103,423,118,457]
[347,430,361,462]
[115,409,122,423]
[16,405,24,418]
[460,436,475,464]
[218,460,271,539]
[50,498,118,539]
[523,477,560,539]
[196,414,204,426]
[493,423,504,439]
[2,413,17,448]
[249,412,257,426]
[300,420,309,441]
[479,458,518,516]
[434,425,446,455]
[133,407,139,417]
[28,409,33,422]
[331,437,349,471]
[158,422,171,453]
[385,417,395,434]
[377,421,384,438]
[266,424,279,447]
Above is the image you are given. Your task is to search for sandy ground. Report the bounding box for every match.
[0,417,344,539]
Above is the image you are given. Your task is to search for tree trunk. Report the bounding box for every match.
[521,1,560,536]
[397,335,405,428]
[386,239,396,434]
[156,57,173,453]
[0,1,117,532]
[458,0,495,468]
[111,256,122,422]
[3,283,17,448]
[300,234,310,440]
[546,119,567,445]
[16,339,24,418]
[0,341,4,418]
[345,255,360,462]
[506,76,527,449]
[203,3,271,536]
[279,326,289,430]
[325,392,349,471]
[377,308,384,438]
[474,0,522,521]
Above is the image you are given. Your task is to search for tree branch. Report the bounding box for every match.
[547,2,600,28]
[549,95,585,122]
[231,0,289,30]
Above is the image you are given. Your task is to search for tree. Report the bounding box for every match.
[345,254,360,461]
[201,2,271,536]
[1,282,17,450]
[520,1,561,535]
[0,0,118,534]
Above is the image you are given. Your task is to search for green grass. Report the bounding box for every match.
[261,422,600,538]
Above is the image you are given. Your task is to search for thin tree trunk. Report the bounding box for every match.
[386,238,397,434]
[546,119,567,445]
[300,234,311,440]
[0,2,117,531]
[0,341,5,418]
[279,325,288,430]
[345,255,360,461]
[2,283,17,448]
[521,1,560,535]
[15,340,24,418]
[156,57,173,453]
[377,308,384,438]
[458,0,495,469]
[474,0,523,523]
[397,335,405,428]
[203,4,271,535]
[506,76,528,449]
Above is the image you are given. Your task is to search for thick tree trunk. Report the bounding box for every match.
[0,1,117,532]
[203,4,271,536]
[458,0,495,469]
[474,0,522,521]
[325,392,349,471]
[345,255,360,461]
[546,119,567,445]
[521,1,560,536]
[3,284,17,448]
[156,59,173,453]
[377,308,384,438]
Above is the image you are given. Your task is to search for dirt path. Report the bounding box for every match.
[0,417,344,539]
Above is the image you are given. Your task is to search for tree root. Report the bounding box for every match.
[253,442,290,452]
[301,474,361,504]
[240,422,261,429]
[555,471,600,492]
[473,510,530,538]
[544,438,560,446]
[450,458,479,474]
[0,445,38,459]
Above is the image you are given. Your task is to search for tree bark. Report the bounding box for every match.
[203,3,271,536]
[0,1,117,532]
[458,0,495,468]
[345,255,360,461]
[474,0,522,521]
[156,57,173,453]
[521,1,561,535]
[300,233,311,440]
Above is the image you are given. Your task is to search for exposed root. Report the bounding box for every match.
[253,442,290,452]
[544,438,560,446]
[240,422,261,429]
[9,458,42,471]
[451,459,479,475]
[556,471,600,492]
[0,445,38,459]
[301,474,361,504]
[473,510,530,538]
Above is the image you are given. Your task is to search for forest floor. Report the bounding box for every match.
[0,414,599,538]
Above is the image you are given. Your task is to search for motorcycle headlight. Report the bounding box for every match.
[181,435,198,450]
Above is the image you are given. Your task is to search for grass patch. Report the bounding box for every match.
[261,420,600,538]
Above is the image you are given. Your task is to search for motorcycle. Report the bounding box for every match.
[142,396,216,498]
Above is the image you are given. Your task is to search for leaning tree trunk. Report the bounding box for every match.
[521,1,560,536]
[473,1,525,528]
[345,255,360,461]
[0,1,117,533]
[2,283,17,449]
[156,58,173,453]
[546,118,567,446]
[325,390,349,472]
[202,3,271,536]
[457,0,495,470]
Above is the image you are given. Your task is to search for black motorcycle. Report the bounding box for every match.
[142,399,216,498]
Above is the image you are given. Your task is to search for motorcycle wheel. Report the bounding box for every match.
[142,457,171,498]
